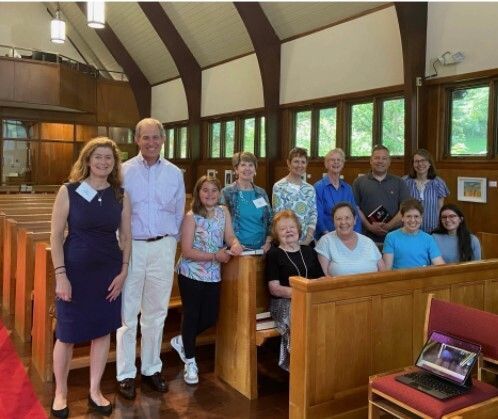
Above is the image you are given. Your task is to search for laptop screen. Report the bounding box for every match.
[415,331,481,385]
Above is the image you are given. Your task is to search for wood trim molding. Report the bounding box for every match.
[76,3,150,118]
[425,68,498,86]
[395,2,428,170]
[139,2,201,166]
[281,84,404,109]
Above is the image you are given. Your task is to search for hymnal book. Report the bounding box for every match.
[367,205,391,223]
[256,319,276,331]
[241,248,264,256]
[256,311,271,320]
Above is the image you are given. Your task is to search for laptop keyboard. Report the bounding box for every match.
[403,372,467,397]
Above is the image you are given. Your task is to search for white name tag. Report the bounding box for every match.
[253,197,267,208]
[75,182,97,202]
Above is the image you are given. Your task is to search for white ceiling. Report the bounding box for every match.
[45,2,390,85]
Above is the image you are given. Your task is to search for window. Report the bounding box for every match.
[208,115,266,158]
[381,98,405,156]
[350,102,373,157]
[292,107,337,158]
[449,85,489,156]
[2,120,28,138]
[162,124,189,159]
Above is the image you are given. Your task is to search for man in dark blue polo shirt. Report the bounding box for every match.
[352,145,410,243]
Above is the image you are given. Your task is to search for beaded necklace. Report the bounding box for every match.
[281,246,308,278]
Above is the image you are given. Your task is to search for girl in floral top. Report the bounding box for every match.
[172,175,242,385]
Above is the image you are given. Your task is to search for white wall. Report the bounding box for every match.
[201,54,263,117]
[280,6,403,105]
[426,3,498,78]
[151,78,189,123]
[0,3,83,62]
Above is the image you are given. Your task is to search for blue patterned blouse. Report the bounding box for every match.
[272,178,317,241]
[402,176,449,233]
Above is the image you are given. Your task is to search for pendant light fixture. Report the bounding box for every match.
[87,1,105,29]
[50,9,66,44]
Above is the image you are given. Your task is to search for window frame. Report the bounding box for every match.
[206,112,266,159]
[441,80,495,161]
[163,122,190,160]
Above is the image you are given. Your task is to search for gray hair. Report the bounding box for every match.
[325,148,345,161]
[134,118,165,139]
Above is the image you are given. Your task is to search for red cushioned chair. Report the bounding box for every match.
[368,295,498,418]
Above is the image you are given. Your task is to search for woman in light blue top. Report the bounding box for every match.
[432,204,481,263]
[272,147,317,245]
[173,175,242,385]
[403,149,449,233]
[315,202,385,276]
[383,199,445,270]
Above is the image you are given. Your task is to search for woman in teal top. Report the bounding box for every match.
[383,199,445,270]
[221,152,273,252]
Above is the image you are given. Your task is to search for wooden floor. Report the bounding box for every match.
[1,309,290,418]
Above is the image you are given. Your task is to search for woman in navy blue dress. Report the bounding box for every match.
[50,137,131,417]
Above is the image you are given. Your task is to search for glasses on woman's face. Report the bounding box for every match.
[441,214,459,220]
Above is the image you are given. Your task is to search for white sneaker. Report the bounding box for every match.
[184,361,199,385]
[171,335,187,364]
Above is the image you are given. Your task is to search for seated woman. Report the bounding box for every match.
[315,202,385,276]
[432,204,481,263]
[221,152,272,252]
[383,199,445,270]
[265,210,323,371]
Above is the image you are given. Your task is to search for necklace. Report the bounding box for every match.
[281,246,308,278]
[96,190,104,206]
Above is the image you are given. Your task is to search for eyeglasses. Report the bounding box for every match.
[413,159,428,164]
[441,214,459,220]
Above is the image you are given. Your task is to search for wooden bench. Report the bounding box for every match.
[14,230,50,342]
[2,219,51,313]
[476,231,498,259]
[215,255,278,399]
[288,260,498,419]
[31,242,204,382]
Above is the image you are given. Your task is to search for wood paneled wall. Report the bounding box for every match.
[96,79,140,126]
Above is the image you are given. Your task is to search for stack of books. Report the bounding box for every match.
[256,311,276,330]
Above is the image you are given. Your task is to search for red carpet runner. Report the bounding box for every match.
[0,319,47,419]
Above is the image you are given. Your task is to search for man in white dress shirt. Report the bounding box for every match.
[116,118,185,399]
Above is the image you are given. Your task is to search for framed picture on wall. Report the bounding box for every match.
[224,170,234,186]
[457,177,487,203]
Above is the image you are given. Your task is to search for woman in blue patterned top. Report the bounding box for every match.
[403,149,449,233]
[221,152,273,252]
[272,147,317,245]
[172,175,242,385]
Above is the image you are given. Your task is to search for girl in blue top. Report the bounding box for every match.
[383,199,445,270]
[172,175,242,385]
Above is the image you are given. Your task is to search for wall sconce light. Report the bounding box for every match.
[87,1,105,29]
[50,9,66,44]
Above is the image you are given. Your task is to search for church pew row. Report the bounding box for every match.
[289,260,498,419]
[2,219,51,313]
[477,231,498,259]
[15,230,51,342]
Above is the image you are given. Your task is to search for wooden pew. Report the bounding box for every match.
[289,260,498,419]
[32,243,197,382]
[2,219,51,313]
[477,232,498,259]
[14,230,50,341]
[215,255,278,399]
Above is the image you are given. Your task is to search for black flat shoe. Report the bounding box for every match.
[51,400,69,418]
[88,395,113,416]
[142,372,168,393]
[117,377,136,400]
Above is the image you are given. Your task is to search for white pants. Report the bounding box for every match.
[116,236,176,380]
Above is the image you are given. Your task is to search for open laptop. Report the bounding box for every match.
[395,331,481,400]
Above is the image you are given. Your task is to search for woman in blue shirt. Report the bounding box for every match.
[383,199,445,270]
[221,152,273,252]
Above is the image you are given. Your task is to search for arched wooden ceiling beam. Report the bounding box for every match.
[234,2,281,165]
[138,2,201,160]
[395,2,428,170]
[77,2,151,119]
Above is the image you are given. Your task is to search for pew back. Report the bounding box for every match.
[289,261,498,419]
